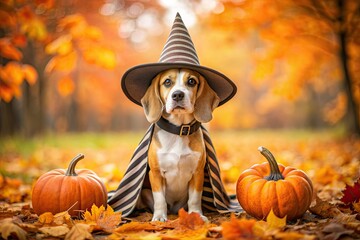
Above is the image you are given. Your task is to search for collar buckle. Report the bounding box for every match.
[180,125,191,136]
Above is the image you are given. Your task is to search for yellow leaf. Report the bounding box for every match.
[2,61,24,85]
[0,218,27,240]
[82,46,116,70]
[45,34,73,55]
[21,18,47,41]
[38,212,54,224]
[22,64,38,85]
[45,51,77,73]
[353,202,360,213]
[83,204,106,223]
[58,14,87,38]
[53,211,72,225]
[84,26,102,40]
[83,204,121,232]
[58,14,86,31]
[114,222,162,233]
[266,209,286,229]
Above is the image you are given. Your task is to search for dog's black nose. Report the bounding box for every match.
[172,90,184,102]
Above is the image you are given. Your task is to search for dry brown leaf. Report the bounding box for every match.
[309,196,342,218]
[274,231,316,240]
[18,223,38,233]
[322,222,354,240]
[334,212,358,223]
[97,212,123,232]
[53,211,72,225]
[65,223,93,240]
[39,225,70,237]
[0,218,27,240]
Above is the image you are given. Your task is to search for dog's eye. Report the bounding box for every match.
[164,79,172,87]
[187,78,197,87]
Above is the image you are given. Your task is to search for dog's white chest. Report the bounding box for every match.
[156,130,201,207]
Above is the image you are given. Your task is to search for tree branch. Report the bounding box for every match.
[295,2,334,29]
[310,0,337,23]
[347,3,360,38]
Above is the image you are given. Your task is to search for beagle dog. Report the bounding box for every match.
[138,68,220,222]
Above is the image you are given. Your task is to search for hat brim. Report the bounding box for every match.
[121,63,237,107]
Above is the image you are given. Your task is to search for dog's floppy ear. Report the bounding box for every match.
[141,75,163,123]
[194,76,220,123]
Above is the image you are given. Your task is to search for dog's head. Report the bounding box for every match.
[141,69,220,123]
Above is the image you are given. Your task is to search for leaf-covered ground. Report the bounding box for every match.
[0,129,360,239]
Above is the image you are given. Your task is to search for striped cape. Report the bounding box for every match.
[107,124,241,216]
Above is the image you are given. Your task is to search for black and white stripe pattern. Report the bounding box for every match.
[107,125,242,216]
[159,13,200,65]
[107,126,154,216]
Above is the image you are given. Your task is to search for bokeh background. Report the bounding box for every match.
[1,0,359,137]
[1,0,360,201]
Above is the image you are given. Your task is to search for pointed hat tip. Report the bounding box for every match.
[175,12,183,19]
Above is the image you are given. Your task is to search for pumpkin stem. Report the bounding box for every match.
[65,154,84,176]
[258,146,284,181]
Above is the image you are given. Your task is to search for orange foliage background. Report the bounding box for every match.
[0,0,359,135]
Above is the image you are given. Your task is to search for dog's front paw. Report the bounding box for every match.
[152,213,168,222]
[199,214,208,222]
[189,210,208,222]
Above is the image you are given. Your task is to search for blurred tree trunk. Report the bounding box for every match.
[337,0,360,136]
[23,41,38,137]
[0,100,20,136]
[21,41,49,137]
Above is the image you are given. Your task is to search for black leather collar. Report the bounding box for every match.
[156,117,201,136]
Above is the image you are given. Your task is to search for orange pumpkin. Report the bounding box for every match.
[32,154,107,216]
[236,147,313,221]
